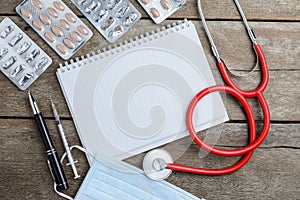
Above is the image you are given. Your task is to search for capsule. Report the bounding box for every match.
[65,13,76,23]
[124,12,138,26]
[101,17,115,30]
[11,65,26,77]
[26,49,40,63]
[85,1,101,14]
[95,9,108,22]
[107,0,121,9]
[40,14,51,25]
[9,33,23,47]
[108,25,124,38]
[21,7,32,19]
[34,57,49,71]
[16,41,32,55]
[32,0,43,10]
[70,31,82,42]
[53,1,65,11]
[0,25,14,38]
[19,73,34,86]
[45,32,56,43]
[2,56,17,69]
[33,19,44,31]
[116,4,130,18]
[59,19,70,30]
[57,44,68,55]
[47,7,58,18]
[77,25,88,35]
[0,48,8,60]
[51,25,64,37]
[64,38,75,49]
[150,8,160,18]
[140,0,149,4]
[161,0,170,10]
[78,0,88,5]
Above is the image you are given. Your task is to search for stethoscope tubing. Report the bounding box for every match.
[145,0,271,177]
[167,85,256,175]
[166,44,270,175]
[191,44,270,157]
[218,44,269,98]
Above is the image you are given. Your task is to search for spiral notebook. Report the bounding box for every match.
[57,20,229,162]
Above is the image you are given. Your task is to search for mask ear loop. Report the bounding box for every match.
[54,183,73,200]
[54,145,92,200]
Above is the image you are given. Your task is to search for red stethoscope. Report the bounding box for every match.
[143,0,270,180]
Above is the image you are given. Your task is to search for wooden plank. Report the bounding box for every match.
[167,148,300,200]
[0,119,89,200]
[0,119,299,199]
[0,17,298,72]
[0,69,299,121]
[0,18,299,120]
[0,1,298,199]
[1,0,299,21]
[1,119,298,153]
[2,148,299,199]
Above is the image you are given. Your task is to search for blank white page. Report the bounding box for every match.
[57,21,229,162]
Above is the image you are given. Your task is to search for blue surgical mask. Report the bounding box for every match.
[56,155,203,200]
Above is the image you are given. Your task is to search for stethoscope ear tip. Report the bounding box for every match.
[143,149,173,181]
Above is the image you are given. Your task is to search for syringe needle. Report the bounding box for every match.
[51,100,80,179]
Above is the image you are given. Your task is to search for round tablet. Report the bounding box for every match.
[143,149,173,180]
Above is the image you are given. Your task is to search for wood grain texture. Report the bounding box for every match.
[1,69,299,121]
[0,0,299,199]
[1,0,299,21]
[0,119,299,199]
[0,18,299,121]
[0,17,298,71]
[167,148,300,200]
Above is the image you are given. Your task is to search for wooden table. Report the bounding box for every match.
[1,0,299,199]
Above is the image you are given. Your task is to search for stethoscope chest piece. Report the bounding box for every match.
[143,149,173,180]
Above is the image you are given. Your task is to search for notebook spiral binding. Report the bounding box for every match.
[59,19,191,73]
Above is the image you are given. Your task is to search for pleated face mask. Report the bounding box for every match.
[57,156,203,200]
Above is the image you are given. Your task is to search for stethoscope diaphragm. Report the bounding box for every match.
[143,149,173,180]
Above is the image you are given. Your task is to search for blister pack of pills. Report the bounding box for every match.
[138,0,186,24]
[0,17,52,90]
[71,0,141,43]
[16,0,93,60]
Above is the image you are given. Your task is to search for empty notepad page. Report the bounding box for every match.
[57,21,229,161]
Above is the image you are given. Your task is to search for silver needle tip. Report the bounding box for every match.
[51,101,60,123]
